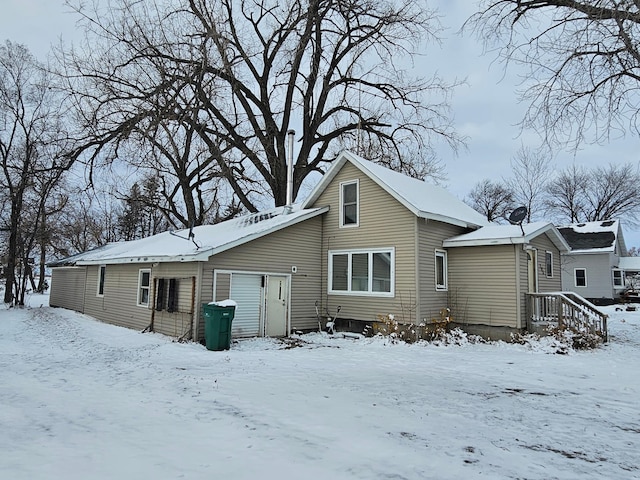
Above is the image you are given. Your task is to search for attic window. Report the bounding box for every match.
[601,220,615,227]
[340,180,359,227]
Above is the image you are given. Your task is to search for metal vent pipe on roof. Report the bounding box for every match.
[285,129,295,211]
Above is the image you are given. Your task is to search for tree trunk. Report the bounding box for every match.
[3,202,20,304]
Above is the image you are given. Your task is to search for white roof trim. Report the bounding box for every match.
[443,222,571,252]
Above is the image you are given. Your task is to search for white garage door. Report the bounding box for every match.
[229,273,263,337]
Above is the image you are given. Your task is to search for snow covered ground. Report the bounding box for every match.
[1,293,639,480]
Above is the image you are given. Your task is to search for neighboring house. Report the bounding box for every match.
[618,256,640,292]
[558,220,627,304]
[50,150,572,342]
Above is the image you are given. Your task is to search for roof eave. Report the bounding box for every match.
[443,237,527,248]
[418,211,483,229]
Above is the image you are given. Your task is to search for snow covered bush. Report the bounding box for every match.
[550,325,604,350]
[372,308,486,345]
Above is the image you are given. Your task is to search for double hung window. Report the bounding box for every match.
[340,180,359,227]
[435,250,447,291]
[138,269,151,307]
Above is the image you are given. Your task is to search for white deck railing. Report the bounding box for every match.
[526,292,608,342]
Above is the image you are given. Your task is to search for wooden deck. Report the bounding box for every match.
[526,292,608,342]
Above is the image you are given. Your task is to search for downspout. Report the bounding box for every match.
[192,261,204,341]
[514,245,522,330]
[414,217,421,325]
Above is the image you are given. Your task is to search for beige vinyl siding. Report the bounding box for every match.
[310,162,417,323]
[417,219,467,323]
[447,245,519,328]
[214,272,231,305]
[83,263,153,331]
[50,267,87,313]
[149,263,200,338]
[199,216,323,341]
[531,234,563,293]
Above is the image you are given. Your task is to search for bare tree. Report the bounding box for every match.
[544,164,590,223]
[544,162,640,225]
[468,1,640,148]
[506,145,553,222]
[466,179,515,222]
[584,163,640,224]
[59,0,462,219]
[50,187,122,258]
[0,41,73,304]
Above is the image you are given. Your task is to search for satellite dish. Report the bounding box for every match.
[508,206,528,225]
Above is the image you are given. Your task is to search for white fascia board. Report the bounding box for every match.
[561,249,614,256]
[77,255,200,266]
[443,236,527,248]
[418,211,484,229]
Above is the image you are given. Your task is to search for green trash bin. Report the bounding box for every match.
[202,302,236,351]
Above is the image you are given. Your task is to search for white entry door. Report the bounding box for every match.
[265,275,288,337]
[229,274,263,337]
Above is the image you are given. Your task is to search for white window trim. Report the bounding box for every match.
[137,268,151,307]
[574,268,587,288]
[545,251,553,278]
[328,247,394,297]
[435,249,448,291]
[96,265,106,297]
[613,269,625,289]
[339,179,359,228]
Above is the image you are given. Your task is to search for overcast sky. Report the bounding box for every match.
[2,0,639,246]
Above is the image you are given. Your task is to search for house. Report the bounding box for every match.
[50,150,574,342]
[557,220,627,304]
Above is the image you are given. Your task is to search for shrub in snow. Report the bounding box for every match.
[371,308,485,345]
[431,327,485,346]
[549,325,603,350]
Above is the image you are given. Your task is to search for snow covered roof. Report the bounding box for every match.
[50,204,328,266]
[442,221,570,252]
[557,220,625,254]
[302,150,489,229]
[618,256,640,272]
